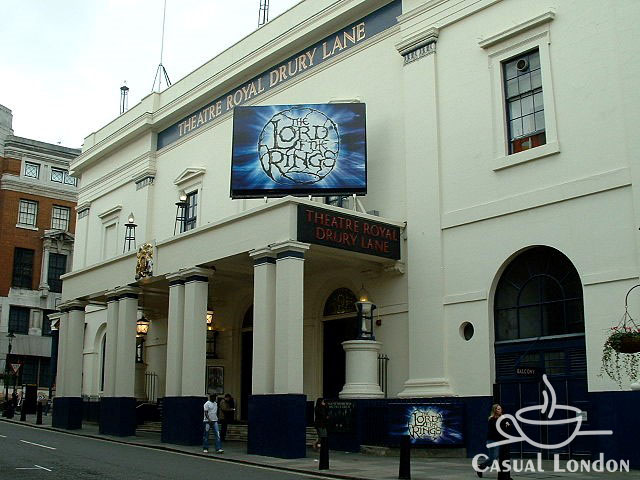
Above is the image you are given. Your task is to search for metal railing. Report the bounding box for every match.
[144,372,157,403]
[377,354,389,398]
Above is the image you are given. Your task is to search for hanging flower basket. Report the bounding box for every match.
[600,285,640,387]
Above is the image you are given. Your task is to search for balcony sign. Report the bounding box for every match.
[297,205,400,260]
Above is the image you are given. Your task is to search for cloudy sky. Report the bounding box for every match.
[1,0,301,149]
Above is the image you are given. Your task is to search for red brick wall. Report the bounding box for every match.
[0,164,77,296]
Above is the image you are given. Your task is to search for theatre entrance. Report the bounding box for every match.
[322,288,359,399]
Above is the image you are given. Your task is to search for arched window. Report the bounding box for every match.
[494,247,584,341]
[323,288,357,316]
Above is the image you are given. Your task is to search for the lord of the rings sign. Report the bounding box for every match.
[298,205,400,260]
[389,403,464,446]
[231,103,367,198]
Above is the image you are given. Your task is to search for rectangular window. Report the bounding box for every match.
[18,199,38,226]
[8,306,30,334]
[24,162,40,179]
[503,49,546,154]
[184,191,198,231]
[51,167,76,186]
[51,205,70,230]
[12,248,34,288]
[47,253,67,293]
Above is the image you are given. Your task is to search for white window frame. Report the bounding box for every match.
[51,205,70,230]
[24,162,40,179]
[18,199,38,227]
[480,10,559,171]
[98,205,122,260]
[51,167,77,186]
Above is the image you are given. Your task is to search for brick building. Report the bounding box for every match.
[0,104,79,398]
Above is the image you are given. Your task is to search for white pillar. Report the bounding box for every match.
[181,268,211,396]
[339,340,384,399]
[272,241,309,394]
[114,288,139,398]
[165,275,185,397]
[103,293,119,397]
[55,311,69,397]
[249,248,277,395]
[396,30,452,397]
[64,302,87,397]
[39,245,50,290]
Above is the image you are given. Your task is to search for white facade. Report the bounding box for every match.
[57,0,640,457]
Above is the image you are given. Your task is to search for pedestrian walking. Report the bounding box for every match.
[203,394,223,454]
[314,397,328,449]
[477,403,503,477]
[219,393,235,441]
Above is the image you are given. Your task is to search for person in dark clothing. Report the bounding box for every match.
[218,393,235,441]
[477,404,503,478]
[314,398,328,449]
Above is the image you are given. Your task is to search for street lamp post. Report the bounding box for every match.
[3,332,15,415]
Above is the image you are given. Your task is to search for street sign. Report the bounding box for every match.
[10,363,21,374]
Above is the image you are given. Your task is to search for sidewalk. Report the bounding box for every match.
[1,414,638,480]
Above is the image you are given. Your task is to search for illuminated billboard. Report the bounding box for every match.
[230,103,367,198]
[389,403,464,446]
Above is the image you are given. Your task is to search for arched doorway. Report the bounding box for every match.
[322,288,359,399]
[493,246,588,459]
[240,306,253,421]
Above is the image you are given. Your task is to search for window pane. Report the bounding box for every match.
[12,248,34,288]
[52,206,70,230]
[531,69,542,89]
[496,308,518,341]
[504,60,518,80]
[521,95,534,115]
[542,301,566,336]
[25,162,40,178]
[535,111,545,132]
[9,306,30,334]
[522,114,535,135]
[51,168,64,183]
[64,172,76,185]
[48,253,67,293]
[518,74,532,94]
[544,351,566,376]
[565,300,585,333]
[19,200,38,226]
[506,78,519,98]
[508,100,521,120]
[510,118,523,139]
[528,51,541,70]
[519,305,541,338]
[534,91,544,112]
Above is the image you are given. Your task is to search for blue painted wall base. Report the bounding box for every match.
[99,397,136,436]
[52,397,83,429]
[248,394,306,458]
[161,396,206,445]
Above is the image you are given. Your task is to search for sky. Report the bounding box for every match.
[1,0,302,149]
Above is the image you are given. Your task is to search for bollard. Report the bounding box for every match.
[20,405,26,422]
[36,402,43,425]
[398,434,411,479]
[319,436,329,470]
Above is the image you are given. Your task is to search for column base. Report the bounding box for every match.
[161,396,206,445]
[340,383,384,399]
[52,397,83,429]
[398,378,453,397]
[248,394,306,459]
[99,397,137,436]
[340,340,384,399]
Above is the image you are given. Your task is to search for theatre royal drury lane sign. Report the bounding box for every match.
[156,0,402,149]
[297,205,401,260]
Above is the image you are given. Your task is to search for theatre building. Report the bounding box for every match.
[55,0,640,466]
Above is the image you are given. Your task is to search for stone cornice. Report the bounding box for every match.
[478,9,555,49]
[0,175,77,202]
[395,27,438,63]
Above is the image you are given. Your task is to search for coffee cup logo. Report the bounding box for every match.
[488,374,612,450]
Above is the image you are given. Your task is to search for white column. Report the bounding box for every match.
[55,311,69,397]
[64,302,87,397]
[165,274,185,397]
[181,268,211,396]
[339,340,384,399]
[103,293,119,397]
[114,288,139,398]
[249,248,277,395]
[396,30,452,397]
[39,245,50,290]
[272,241,309,394]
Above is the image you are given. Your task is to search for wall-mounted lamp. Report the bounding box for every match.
[355,286,376,340]
[123,212,137,253]
[136,316,150,336]
[206,310,219,358]
[174,190,188,235]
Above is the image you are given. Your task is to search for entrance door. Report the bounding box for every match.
[322,317,358,399]
[240,331,252,421]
